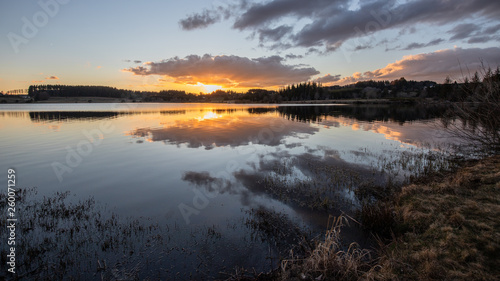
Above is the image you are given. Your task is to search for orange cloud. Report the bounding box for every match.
[124,54,319,89]
[338,47,500,84]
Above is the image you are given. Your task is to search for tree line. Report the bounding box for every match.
[26,69,500,103]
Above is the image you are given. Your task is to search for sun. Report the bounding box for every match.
[197,83,223,93]
[196,111,222,121]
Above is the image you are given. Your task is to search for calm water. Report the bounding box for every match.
[0,103,453,279]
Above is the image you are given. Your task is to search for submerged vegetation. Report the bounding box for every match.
[0,188,159,280]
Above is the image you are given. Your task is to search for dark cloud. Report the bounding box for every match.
[133,60,142,64]
[483,24,500,35]
[179,9,222,30]
[314,74,341,84]
[448,23,480,40]
[448,22,500,43]
[354,44,372,51]
[124,54,319,88]
[470,23,500,43]
[179,3,238,30]
[233,0,336,30]
[285,53,303,60]
[402,38,444,50]
[258,25,293,42]
[180,0,500,52]
[467,36,493,44]
[402,42,426,50]
[45,76,59,80]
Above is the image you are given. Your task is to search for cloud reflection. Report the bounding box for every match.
[128,114,319,149]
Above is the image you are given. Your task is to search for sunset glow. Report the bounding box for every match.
[197,111,222,121]
[198,83,223,93]
[2,1,498,93]
[2,1,499,279]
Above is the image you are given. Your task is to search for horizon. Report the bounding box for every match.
[1,1,500,94]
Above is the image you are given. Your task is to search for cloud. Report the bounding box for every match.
[232,0,336,30]
[180,0,500,52]
[467,36,493,44]
[124,54,319,88]
[448,23,480,40]
[448,22,500,43]
[258,25,293,43]
[179,3,238,31]
[45,76,59,80]
[354,44,372,51]
[402,38,444,51]
[484,24,500,35]
[133,60,142,64]
[285,53,303,60]
[179,9,222,30]
[338,47,500,84]
[314,74,341,84]
[127,112,319,150]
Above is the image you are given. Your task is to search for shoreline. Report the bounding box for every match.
[275,155,500,280]
[0,96,448,105]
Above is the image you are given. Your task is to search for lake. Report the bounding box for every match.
[0,103,455,279]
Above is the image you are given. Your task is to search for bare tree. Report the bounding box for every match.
[443,65,500,155]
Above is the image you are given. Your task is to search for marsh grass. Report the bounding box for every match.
[1,188,266,280]
[262,158,364,212]
[244,207,311,259]
[0,188,159,280]
[280,216,372,281]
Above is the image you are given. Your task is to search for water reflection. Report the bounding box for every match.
[29,111,121,122]
[129,114,318,149]
[277,104,445,123]
[0,103,456,279]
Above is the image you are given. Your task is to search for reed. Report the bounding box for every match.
[280,216,372,281]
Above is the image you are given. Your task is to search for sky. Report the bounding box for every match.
[1,0,499,93]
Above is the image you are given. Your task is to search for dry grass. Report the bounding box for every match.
[280,216,372,281]
[275,156,499,281]
[371,155,500,280]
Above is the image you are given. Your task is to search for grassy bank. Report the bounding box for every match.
[273,155,500,280]
[372,155,500,280]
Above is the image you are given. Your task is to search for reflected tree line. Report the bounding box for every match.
[277,105,446,124]
[24,105,446,123]
[29,111,121,122]
[26,108,274,122]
